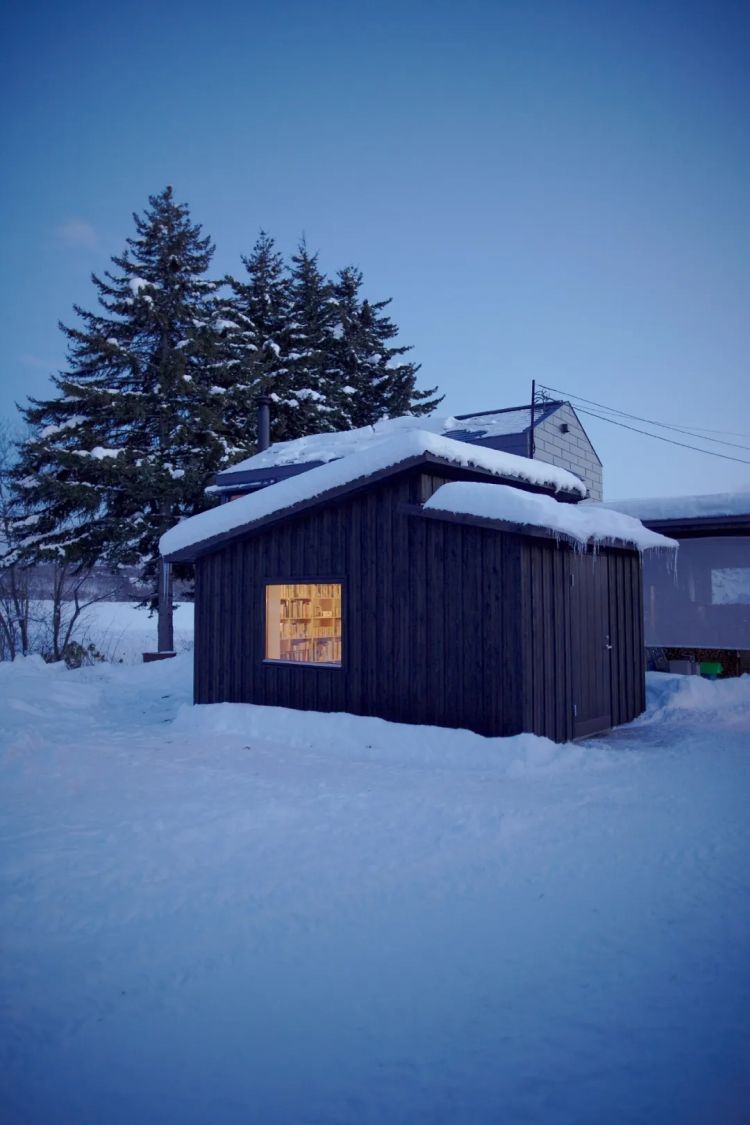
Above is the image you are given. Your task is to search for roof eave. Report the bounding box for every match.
[637,513,750,538]
[412,504,648,553]
[164,452,584,562]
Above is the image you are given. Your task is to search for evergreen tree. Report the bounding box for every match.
[14,186,231,650]
[283,240,343,438]
[331,266,442,428]
[214,231,291,450]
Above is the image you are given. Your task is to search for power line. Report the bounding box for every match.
[571,405,750,466]
[538,383,750,452]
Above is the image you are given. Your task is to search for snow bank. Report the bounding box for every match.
[3,646,750,1125]
[19,600,194,664]
[604,490,750,522]
[425,481,676,551]
[173,699,601,776]
[161,430,586,558]
[645,670,750,726]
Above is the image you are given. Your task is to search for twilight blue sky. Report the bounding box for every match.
[2,0,749,500]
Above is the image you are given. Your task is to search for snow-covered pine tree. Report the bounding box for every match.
[14,186,231,651]
[332,266,442,428]
[214,231,291,451]
[283,240,343,438]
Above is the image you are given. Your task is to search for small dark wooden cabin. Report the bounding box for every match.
[164,445,649,742]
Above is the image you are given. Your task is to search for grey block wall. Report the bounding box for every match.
[534,404,603,500]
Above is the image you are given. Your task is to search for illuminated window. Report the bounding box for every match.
[265,583,343,665]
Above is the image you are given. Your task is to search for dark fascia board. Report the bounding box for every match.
[214,461,325,488]
[637,513,750,539]
[409,503,641,554]
[165,452,584,562]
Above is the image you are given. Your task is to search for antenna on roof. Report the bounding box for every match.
[529,380,536,459]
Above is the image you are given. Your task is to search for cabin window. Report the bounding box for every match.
[265,583,343,665]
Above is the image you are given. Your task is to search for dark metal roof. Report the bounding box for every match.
[212,461,326,492]
[212,400,598,495]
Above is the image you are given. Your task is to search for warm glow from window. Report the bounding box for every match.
[265,583,342,665]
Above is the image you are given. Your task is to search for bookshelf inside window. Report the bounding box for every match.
[265,582,343,666]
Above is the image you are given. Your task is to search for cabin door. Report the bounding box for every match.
[570,554,612,738]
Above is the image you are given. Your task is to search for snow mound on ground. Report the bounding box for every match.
[0,652,194,752]
[173,700,606,776]
[645,671,750,727]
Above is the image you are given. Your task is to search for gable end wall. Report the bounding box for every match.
[534,404,603,500]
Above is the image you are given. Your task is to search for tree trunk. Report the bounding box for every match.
[157,558,174,652]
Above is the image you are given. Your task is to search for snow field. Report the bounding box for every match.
[25,599,194,664]
[79,599,194,662]
[1,656,749,1124]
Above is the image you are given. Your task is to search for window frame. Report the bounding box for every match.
[262,577,345,669]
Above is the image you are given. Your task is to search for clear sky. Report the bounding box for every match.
[2,0,749,500]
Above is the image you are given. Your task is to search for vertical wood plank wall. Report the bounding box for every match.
[607,549,646,726]
[193,469,646,741]
[520,540,574,742]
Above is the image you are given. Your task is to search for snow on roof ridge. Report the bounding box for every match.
[601,490,750,522]
[162,430,586,559]
[217,407,549,477]
[425,482,676,552]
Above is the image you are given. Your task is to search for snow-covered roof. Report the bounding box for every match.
[424,482,676,552]
[604,491,750,523]
[161,430,586,560]
[217,405,557,478]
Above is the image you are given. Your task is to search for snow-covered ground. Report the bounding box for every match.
[33,599,194,664]
[1,655,749,1125]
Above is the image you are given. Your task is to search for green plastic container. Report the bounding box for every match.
[699,661,722,679]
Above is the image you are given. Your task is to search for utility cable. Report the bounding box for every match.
[538,383,750,452]
[570,405,750,466]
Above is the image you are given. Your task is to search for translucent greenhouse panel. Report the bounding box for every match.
[642,537,750,649]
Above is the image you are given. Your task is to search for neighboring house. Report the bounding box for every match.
[605,492,750,675]
[212,401,603,503]
[162,431,669,741]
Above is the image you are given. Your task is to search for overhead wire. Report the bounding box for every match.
[537,383,750,452]
[567,404,750,466]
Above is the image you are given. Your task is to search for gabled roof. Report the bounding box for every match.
[211,401,570,494]
[161,430,587,562]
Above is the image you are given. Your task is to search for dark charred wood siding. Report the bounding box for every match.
[607,549,646,727]
[519,539,574,742]
[194,468,524,736]
[193,468,646,741]
[519,543,645,741]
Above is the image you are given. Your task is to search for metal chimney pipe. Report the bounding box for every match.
[256,394,271,452]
